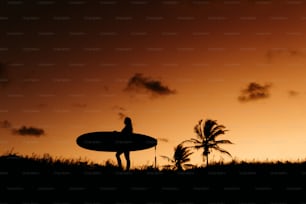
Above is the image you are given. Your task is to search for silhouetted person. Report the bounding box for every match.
[116,117,133,170]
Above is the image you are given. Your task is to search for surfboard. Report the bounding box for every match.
[76,131,157,152]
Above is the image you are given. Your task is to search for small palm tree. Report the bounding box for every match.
[160,143,193,171]
[185,119,233,167]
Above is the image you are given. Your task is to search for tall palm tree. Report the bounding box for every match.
[160,143,193,171]
[185,119,233,167]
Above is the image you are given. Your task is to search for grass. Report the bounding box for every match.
[1,151,306,203]
[0,151,115,173]
[2,150,306,174]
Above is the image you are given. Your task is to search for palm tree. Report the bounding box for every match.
[160,143,193,171]
[185,119,233,167]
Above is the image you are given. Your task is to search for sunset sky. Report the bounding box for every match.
[2,0,306,168]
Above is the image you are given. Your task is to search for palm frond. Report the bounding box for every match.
[210,129,227,141]
[189,118,233,166]
[211,125,226,135]
[194,124,203,139]
[180,152,193,162]
[174,144,193,161]
[214,146,232,157]
[181,139,192,145]
[180,158,191,163]
[163,142,194,171]
[160,155,174,163]
[185,144,202,150]
[188,138,202,145]
[203,119,217,137]
[198,119,203,126]
[183,163,195,169]
[194,144,204,149]
[215,139,233,144]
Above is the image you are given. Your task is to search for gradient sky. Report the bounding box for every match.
[2,0,306,168]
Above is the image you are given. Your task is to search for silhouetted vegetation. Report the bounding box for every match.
[2,151,306,174]
[184,119,233,167]
[0,119,302,203]
[160,142,194,171]
[2,151,306,203]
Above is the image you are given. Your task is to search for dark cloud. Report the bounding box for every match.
[13,126,45,137]
[0,120,12,129]
[118,112,127,120]
[112,106,127,120]
[238,82,272,102]
[266,48,304,63]
[112,106,126,111]
[1,120,45,137]
[124,73,176,97]
[288,90,299,97]
[158,137,169,143]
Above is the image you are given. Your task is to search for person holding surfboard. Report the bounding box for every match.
[116,117,133,170]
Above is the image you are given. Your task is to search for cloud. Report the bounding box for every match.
[288,90,299,97]
[124,73,176,97]
[12,126,45,137]
[118,112,127,120]
[157,137,169,143]
[0,120,12,129]
[266,48,304,63]
[1,120,45,137]
[112,106,127,120]
[238,82,272,102]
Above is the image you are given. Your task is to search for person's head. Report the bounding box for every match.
[124,117,132,126]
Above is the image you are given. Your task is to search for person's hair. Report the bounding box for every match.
[124,117,132,125]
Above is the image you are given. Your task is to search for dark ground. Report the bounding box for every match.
[1,154,306,203]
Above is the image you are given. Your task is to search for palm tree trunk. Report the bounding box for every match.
[206,154,208,167]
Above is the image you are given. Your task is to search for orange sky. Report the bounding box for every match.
[2,0,306,168]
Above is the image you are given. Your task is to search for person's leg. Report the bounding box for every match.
[124,151,130,171]
[116,151,123,169]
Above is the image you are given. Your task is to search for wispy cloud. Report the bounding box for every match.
[266,48,304,63]
[12,126,45,137]
[158,137,169,143]
[238,82,272,102]
[112,106,127,120]
[288,90,299,97]
[0,120,12,129]
[1,120,45,137]
[124,73,176,97]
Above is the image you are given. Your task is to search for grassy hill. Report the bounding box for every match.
[1,152,306,203]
